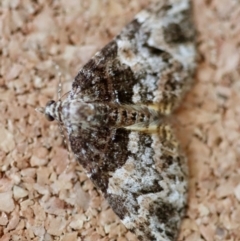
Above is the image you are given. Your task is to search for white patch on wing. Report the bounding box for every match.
[135,9,149,23]
[132,84,141,103]
[128,132,139,154]
[117,39,139,67]
[151,131,188,208]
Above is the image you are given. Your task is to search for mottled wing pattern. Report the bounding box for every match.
[70,127,131,192]
[67,0,196,241]
[70,125,187,241]
[71,0,195,113]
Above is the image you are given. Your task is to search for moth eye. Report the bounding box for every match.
[45,113,55,121]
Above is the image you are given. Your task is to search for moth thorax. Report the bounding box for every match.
[67,100,96,127]
[44,98,97,128]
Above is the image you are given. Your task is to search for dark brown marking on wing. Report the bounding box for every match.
[70,127,131,193]
[72,39,139,104]
[149,201,180,240]
[106,58,137,103]
[73,41,118,102]
[106,194,130,220]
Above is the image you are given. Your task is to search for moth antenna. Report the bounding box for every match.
[53,63,72,101]
[53,63,63,100]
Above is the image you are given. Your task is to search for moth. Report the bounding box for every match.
[38,0,196,240]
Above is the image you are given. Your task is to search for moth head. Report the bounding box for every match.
[36,100,57,122]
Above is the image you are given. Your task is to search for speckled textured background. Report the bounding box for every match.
[0,0,240,241]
